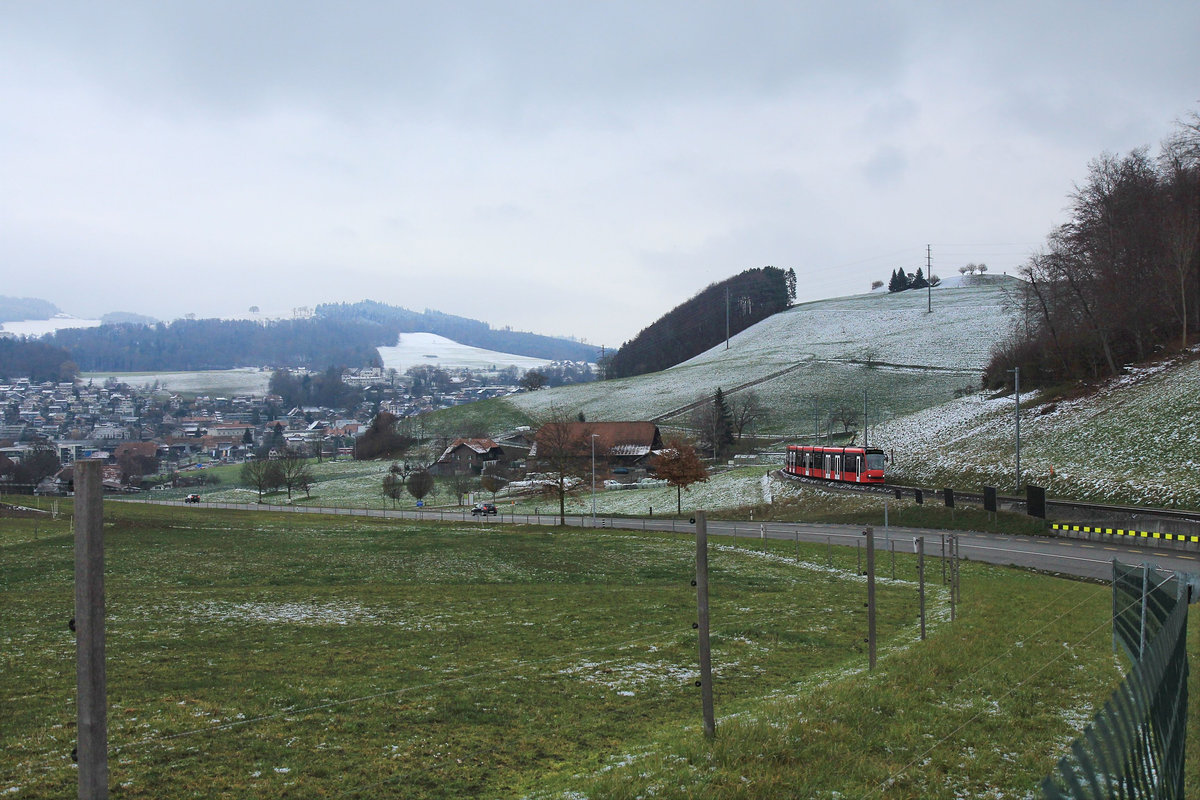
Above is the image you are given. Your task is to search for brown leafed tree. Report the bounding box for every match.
[652,437,708,514]
[480,473,506,500]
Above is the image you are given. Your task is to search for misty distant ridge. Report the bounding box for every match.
[0,295,594,353]
[0,295,61,323]
[1,297,602,373]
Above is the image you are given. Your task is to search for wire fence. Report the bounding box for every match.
[1040,561,1189,799]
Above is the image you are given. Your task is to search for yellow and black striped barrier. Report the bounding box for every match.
[1051,522,1200,545]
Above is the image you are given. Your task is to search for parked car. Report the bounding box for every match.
[184,494,201,503]
[472,502,497,516]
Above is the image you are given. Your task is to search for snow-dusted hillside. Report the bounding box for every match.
[875,349,1200,509]
[503,279,1020,432]
[0,315,102,337]
[377,332,552,371]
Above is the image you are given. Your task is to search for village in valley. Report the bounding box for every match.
[0,360,615,498]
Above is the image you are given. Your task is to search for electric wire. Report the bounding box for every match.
[19,531,868,777]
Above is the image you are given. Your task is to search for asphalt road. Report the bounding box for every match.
[145,499,1200,583]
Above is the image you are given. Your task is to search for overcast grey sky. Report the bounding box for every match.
[3,1,1198,347]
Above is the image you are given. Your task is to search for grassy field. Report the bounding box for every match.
[149,461,1052,540]
[6,499,1187,798]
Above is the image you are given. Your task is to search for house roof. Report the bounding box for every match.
[114,441,159,459]
[532,421,661,457]
[436,438,502,463]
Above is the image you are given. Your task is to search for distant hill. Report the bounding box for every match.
[316,300,601,363]
[605,267,795,379]
[47,317,387,372]
[0,296,59,322]
[32,301,599,374]
[101,311,158,325]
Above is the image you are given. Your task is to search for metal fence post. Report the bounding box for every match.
[955,536,962,608]
[75,460,108,799]
[1140,563,1149,659]
[949,535,957,623]
[917,537,926,640]
[941,534,947,585]
[865,528,876,670]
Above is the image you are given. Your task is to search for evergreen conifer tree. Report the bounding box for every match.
[713,388,735,458]
[911,267,929,289]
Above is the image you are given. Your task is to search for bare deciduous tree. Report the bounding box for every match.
[278,449,314,500]
[382,471,404,508]
[449,472,476,506]
[532,405,595,525]
[729,391,768,440]
[406,470,435,503]
[241,459,282,502]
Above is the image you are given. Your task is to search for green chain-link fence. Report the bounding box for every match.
[1040,561,1189,798]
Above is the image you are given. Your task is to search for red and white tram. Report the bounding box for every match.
[784,445,886,484]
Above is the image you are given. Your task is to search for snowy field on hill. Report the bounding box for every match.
[83,368,273,395]
[85,333,551,396]
[503,281,1018,432]
[377,331,553,371]
[874,351,1200,509]
[0,315,102,337]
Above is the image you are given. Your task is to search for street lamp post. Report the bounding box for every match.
[591,434,599,527]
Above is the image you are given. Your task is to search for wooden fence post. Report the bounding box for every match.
[75,460,108,799]
[695,511,715,738]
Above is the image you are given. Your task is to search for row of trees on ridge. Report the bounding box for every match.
[986,112,1200,388]
[604,266,797,379]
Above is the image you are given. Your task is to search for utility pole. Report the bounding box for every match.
[926,244,933,313]
[863,389,868,447]
[725,286,730,350]
[1009,367,1021,491]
